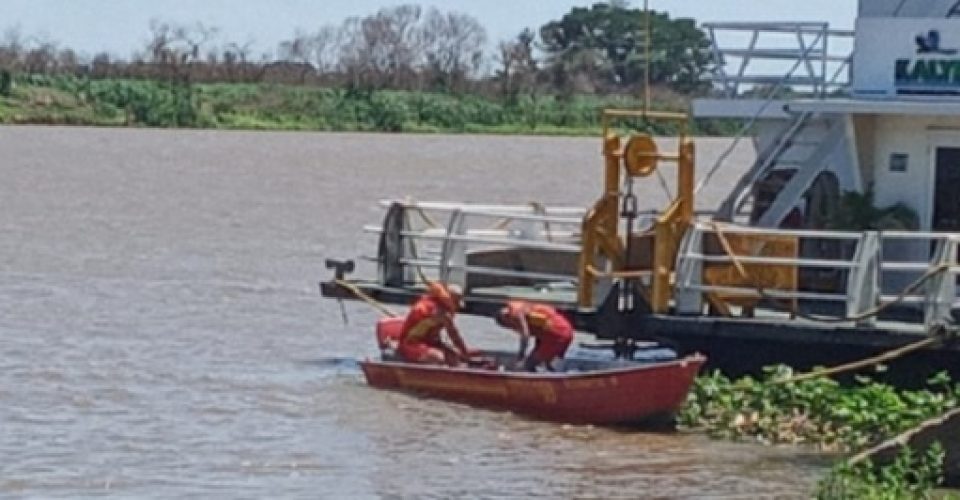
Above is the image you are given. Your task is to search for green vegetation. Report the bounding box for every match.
[0,3,727,136]
[827,188,921,231]
[0,73,732,135]
[679,367,959,497]
[817,444,947,499]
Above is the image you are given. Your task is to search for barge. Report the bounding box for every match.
[322,0,960,387]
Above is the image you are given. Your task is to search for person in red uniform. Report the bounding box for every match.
[397,282,472,366]
[494,300,574,371]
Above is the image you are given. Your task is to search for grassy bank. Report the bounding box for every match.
[0,73,736,135]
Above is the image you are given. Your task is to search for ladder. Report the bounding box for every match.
[715,111,814,221]
[756,117,845,227]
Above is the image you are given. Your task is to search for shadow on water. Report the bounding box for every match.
[298,357,361,376]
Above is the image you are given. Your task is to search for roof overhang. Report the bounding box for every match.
[786,98,960,116]
[692,98,791,119]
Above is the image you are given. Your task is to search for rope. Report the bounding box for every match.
[773,331,947,385]
[334,279,398,318]
[491,216,513,230]
[709,222,951,324]
[487,201,554,242]
[406,198,438,229]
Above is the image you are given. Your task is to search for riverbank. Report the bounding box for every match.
[0,74,736,136]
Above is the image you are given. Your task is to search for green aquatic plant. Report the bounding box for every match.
[679,368,960,496]
[679,367,958,451]
[816,443,946,499]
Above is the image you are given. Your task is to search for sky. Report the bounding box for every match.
[3,0,858,59]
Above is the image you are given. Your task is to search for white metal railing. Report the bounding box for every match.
[703,22,854,98]
[368,199,588,294]
[674,223,960,329]
[366,201,960,326]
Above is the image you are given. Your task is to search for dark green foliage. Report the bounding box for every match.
[680,367,959,496]
[816,444,946,499]
[539,3,711,92]
[86,79,199,127]
[367,92,411,132]
[0,73,714,135]
[680,366,958,450]
[826,188,920,231]
[0,70,12,97]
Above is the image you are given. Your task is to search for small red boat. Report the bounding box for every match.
[361,317,706,426]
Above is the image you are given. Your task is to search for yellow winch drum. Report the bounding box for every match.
[623,134,658,177]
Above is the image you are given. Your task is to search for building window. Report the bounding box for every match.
[889,153,908,172]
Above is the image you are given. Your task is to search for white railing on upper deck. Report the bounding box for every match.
[704,22,854,98]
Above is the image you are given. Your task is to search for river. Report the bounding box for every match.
[0,126,828,498]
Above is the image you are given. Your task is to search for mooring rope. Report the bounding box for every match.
[407,199,439,229]
[487,201,555,244]
[773,329,949,385]
[334,279,398,318]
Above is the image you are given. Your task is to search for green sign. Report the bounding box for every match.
[895,58,960,91]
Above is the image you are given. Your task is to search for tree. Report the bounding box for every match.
[539,2,711,93]
[421,8,486,93]
[22,39,58,74]
[495,28,538,100]
[311,25,341,76]
[339,5,424,90]
[0,27,25,70]
[143,20,218,81]
[277,29,316,83]
[221,40,255,82]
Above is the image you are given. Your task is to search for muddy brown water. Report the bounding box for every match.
[0,126,828,498]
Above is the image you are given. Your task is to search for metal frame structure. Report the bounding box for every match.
[704,22,853,98]
[364,199,588,299]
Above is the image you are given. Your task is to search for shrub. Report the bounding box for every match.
[0,70,12,97]
[368,92,411,132]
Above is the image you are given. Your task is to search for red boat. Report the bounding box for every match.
[361,317,706,426]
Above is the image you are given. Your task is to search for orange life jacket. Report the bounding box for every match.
[504,300,571,340]
[400,296,448,344]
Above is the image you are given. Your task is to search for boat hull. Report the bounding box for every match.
[360,355,705,425]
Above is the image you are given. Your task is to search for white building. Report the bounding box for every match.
[695,0,960,235]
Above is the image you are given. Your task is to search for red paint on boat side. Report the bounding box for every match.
[360,355,705,425]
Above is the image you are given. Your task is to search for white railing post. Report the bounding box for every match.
[674,226,704,314]
[820,24,828,98]
[439,210,468,289]
[846,231,880,326]
[924,239,957,329]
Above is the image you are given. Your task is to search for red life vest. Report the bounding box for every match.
[504,301,573,343]
[400,296,447,345]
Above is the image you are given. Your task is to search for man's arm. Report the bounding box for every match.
[516,335,529,361]
[514,311,531,366]
[442,314,470,360]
